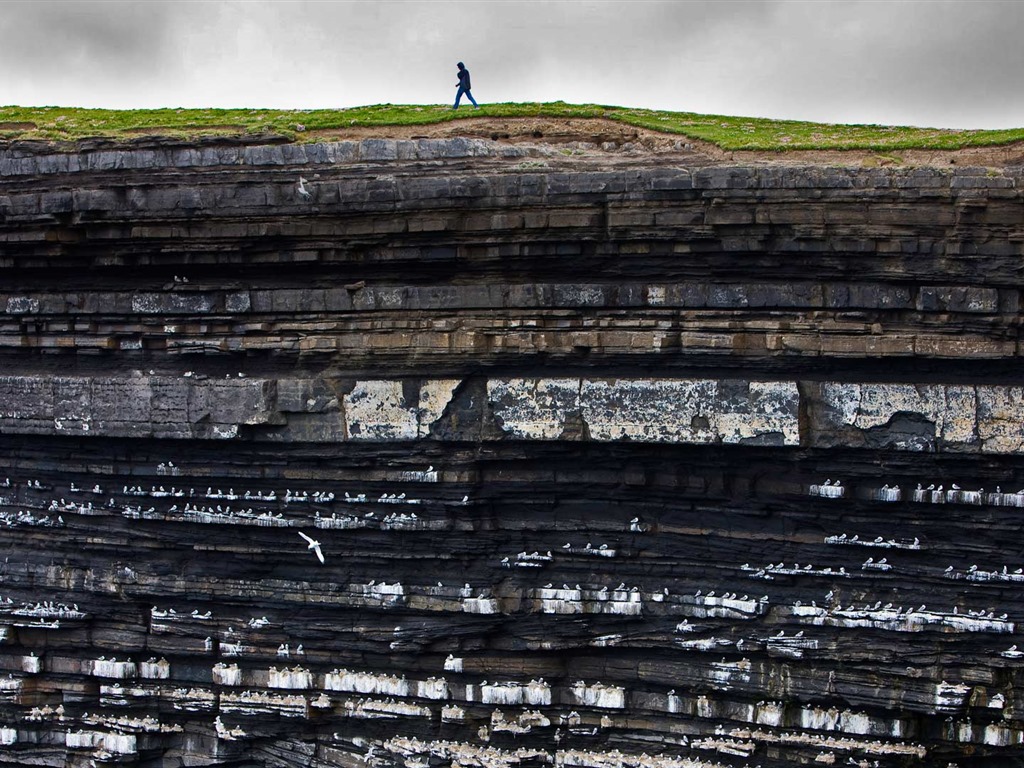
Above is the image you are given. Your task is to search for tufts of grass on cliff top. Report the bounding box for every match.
[2,102,1024,152]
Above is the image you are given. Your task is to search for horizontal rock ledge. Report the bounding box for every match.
[3,374,1024,452]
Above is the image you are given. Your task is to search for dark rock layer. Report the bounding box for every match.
[0,138,1023,767]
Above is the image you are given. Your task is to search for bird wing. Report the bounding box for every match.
[314,545,325,564]
[298,531,315,545]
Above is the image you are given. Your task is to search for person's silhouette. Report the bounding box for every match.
[453,62,478,110]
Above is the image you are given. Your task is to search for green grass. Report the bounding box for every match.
[2,102,1023,152]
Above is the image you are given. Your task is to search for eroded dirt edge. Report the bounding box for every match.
[306,116,1024,168]
[8,116,1024,168]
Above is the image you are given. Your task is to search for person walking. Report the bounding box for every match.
[453,62,478,110]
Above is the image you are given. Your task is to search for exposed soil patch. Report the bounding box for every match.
[5,116,1024,168]
[308,117,692,155]
[311,117,651,146]
[308,116,1024,168]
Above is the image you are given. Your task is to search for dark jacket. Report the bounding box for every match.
[457,66,471,91]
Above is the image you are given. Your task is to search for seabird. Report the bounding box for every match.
[298,531,325,564]
[297,177,312,199]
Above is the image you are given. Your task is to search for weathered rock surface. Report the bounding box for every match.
[0,137,1023,767]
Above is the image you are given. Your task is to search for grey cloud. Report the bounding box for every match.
[0,0,1021,128]
[0,0,185,106]
[653,0,1024,127]
[0,1,177,69]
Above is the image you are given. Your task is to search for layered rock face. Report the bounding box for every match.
[1,136,1023,767]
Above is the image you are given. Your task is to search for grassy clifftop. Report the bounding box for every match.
[2,102,1023,152]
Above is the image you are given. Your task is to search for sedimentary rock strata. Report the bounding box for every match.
[0,136,1023,767]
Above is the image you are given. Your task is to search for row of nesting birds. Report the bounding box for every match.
[810,480,1024,506]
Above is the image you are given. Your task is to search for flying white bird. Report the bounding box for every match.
[298,531,325,564]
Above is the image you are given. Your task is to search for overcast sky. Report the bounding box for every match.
[1,0,1021,129]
